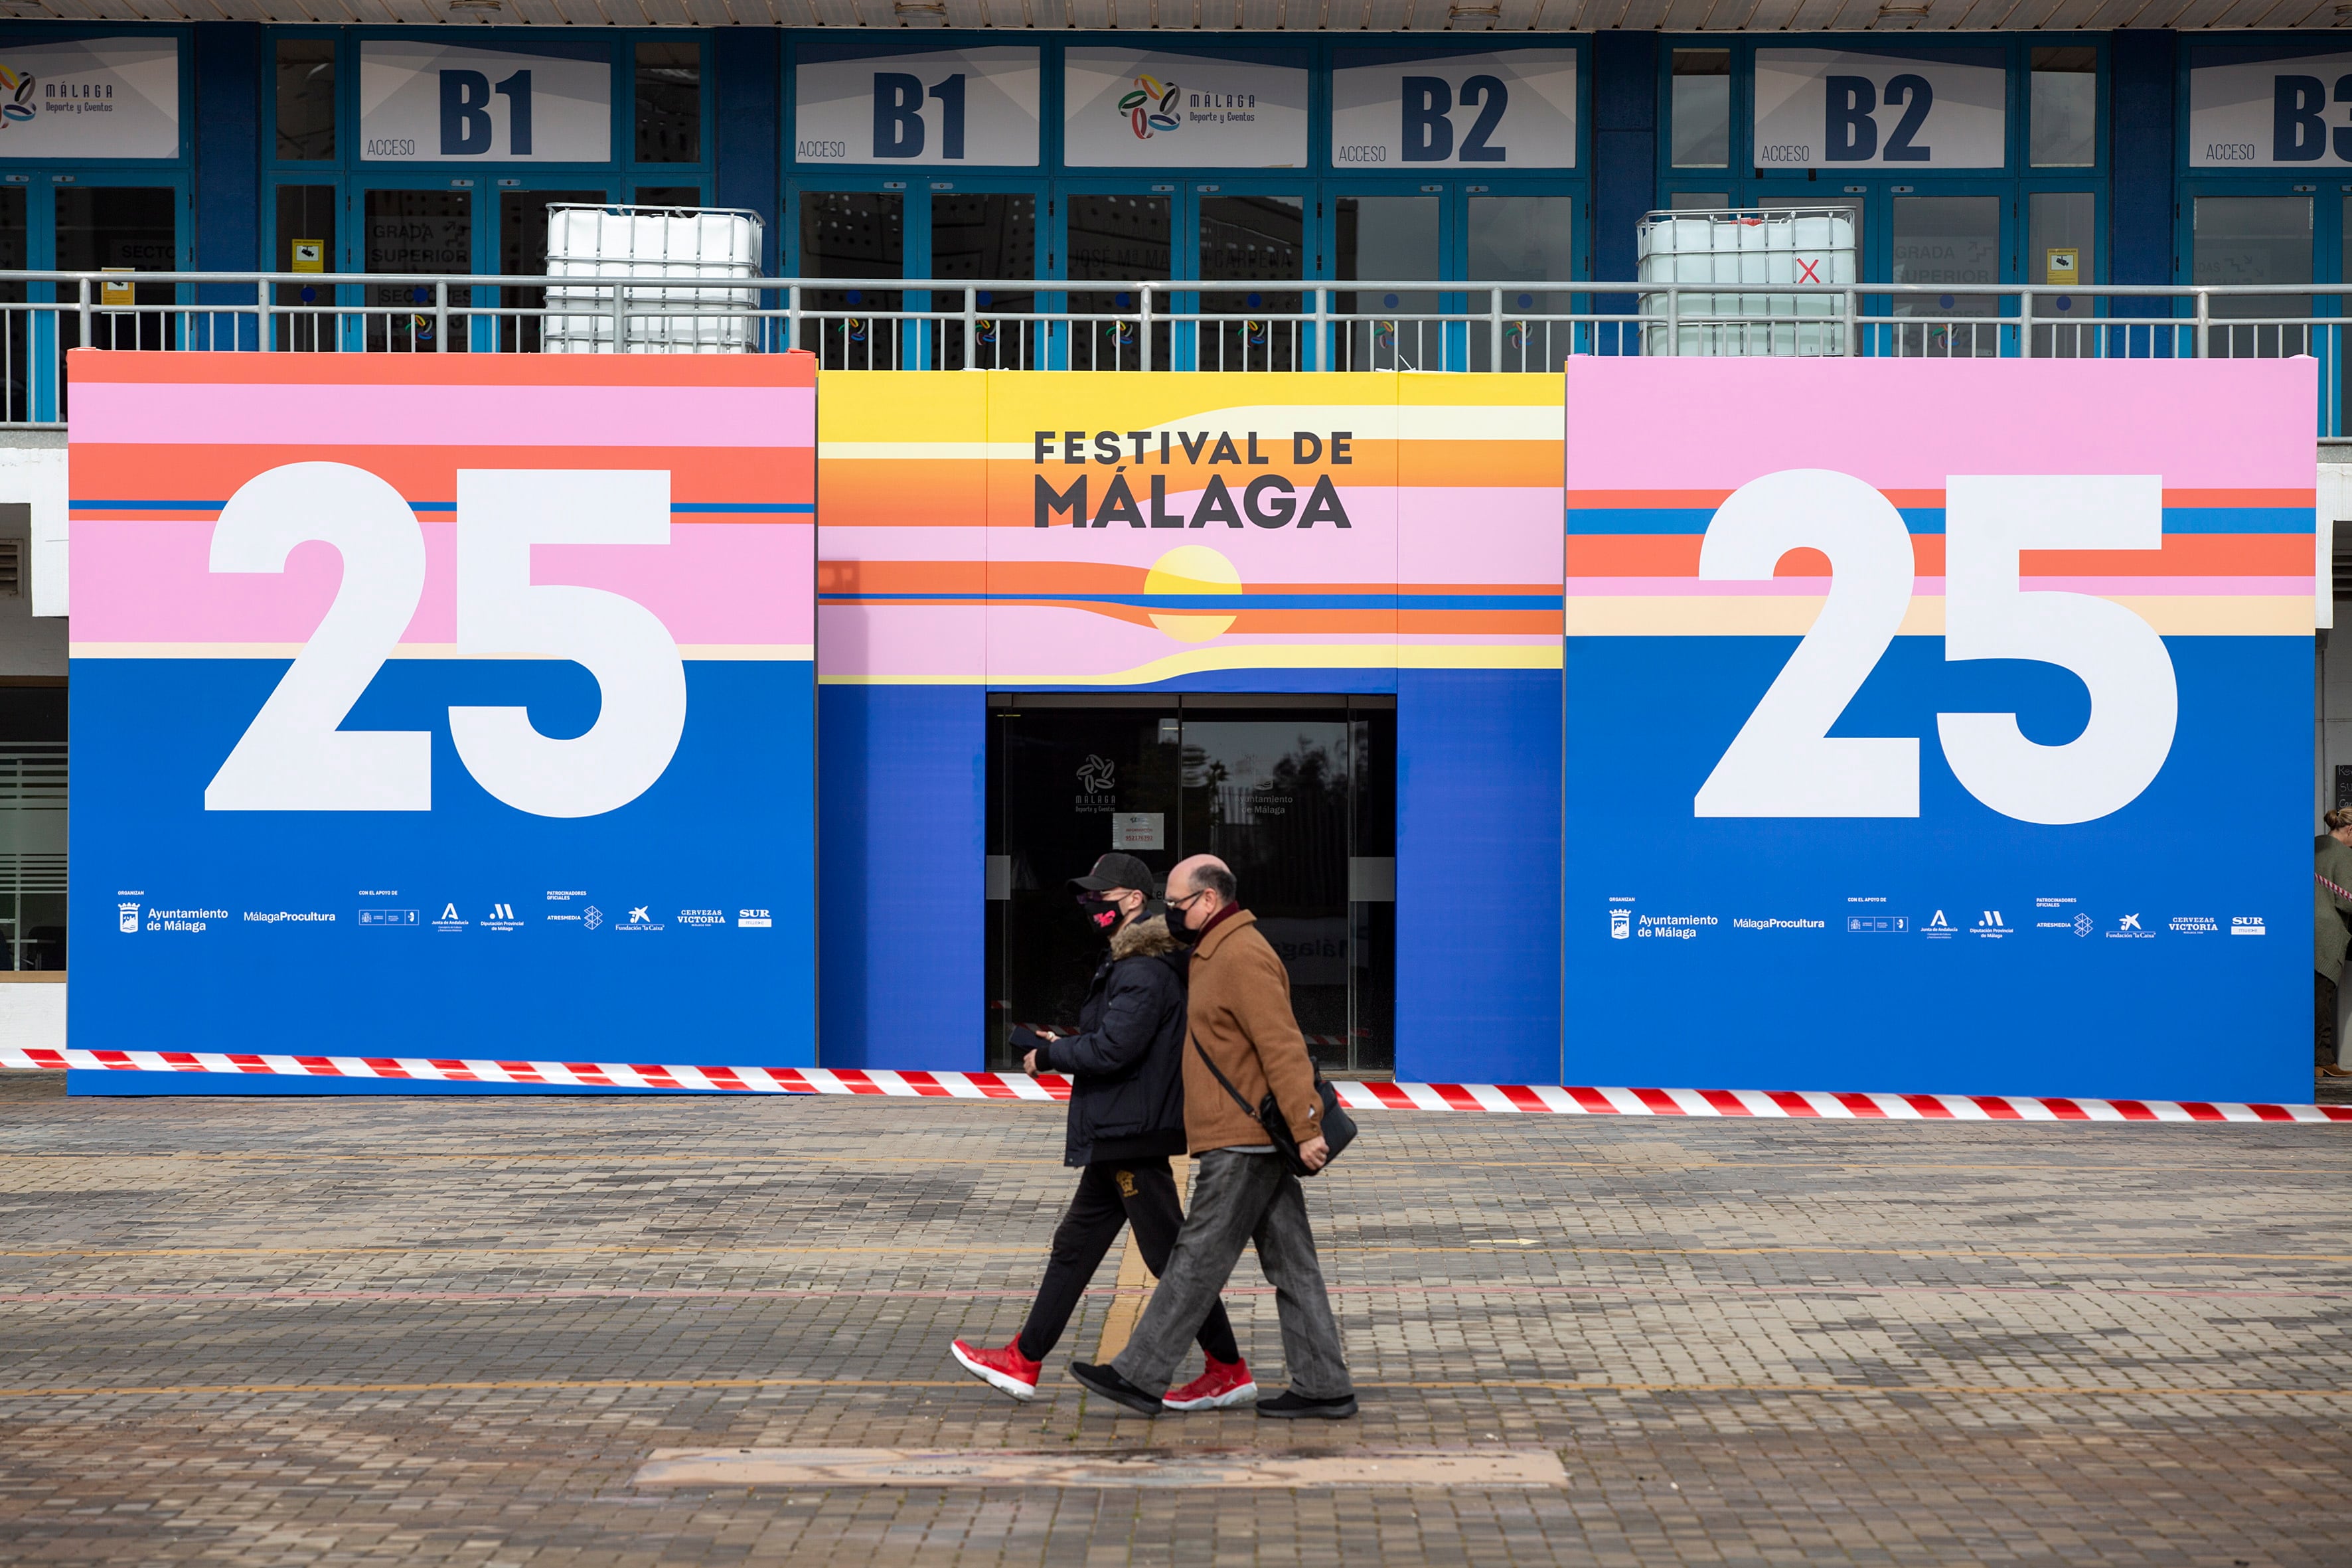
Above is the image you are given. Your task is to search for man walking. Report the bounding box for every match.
[947,851,1256,1411]
[1069,854,1358,1420]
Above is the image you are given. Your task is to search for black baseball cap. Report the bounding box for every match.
[1069,852,1155,896]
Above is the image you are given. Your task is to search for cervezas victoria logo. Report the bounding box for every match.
[0,64,37,128]
[1119,74,1180,139]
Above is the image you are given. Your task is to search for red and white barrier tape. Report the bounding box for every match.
[5,1046,2347,1123]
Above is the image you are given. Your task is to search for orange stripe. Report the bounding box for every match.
[67,349,816,389]
[73,444,810,507]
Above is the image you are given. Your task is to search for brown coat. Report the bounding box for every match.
[1182,909,1324,1154]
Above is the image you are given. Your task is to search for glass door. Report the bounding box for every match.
[1328,187,1443,371]
[1193,185,1306,370]
[2190,191,2315,360]
[1465,189,1577,370]
[1887,191,2010,357]
[54,182,181,353]
[271,182,338,352]
[1060,186,1169,370]
[927,184,1038,370]
[0,185,28,422]
[356,181,479,352]
[789,183,904,369]
[495,183,614,352]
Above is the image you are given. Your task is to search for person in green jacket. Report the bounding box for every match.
[2316,809,2352,1076]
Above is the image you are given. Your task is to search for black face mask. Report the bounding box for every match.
[1077,896,1126,937]
[1163,903,1201,947]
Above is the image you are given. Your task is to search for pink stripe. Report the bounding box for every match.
[74,520,813,648]
[1567,576,2310,597]
[1564,358,2313,491]
[72,382,815,449]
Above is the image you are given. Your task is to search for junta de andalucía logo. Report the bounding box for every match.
[0,65,37,127]
[1118,74,1180,140]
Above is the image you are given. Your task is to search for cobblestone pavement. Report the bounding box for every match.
[1,1069,2347,1567]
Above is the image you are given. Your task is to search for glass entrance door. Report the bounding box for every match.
[360,185,475,351]
[1889,193,2007,357]
[793,187,903,368]
[2193,193,2314,358]
[55,185,178,353]
[988,698,1395,1076]
[1196,189,1305,370]
[1063,189,1169,370]
[1331,191,1441,370]
[1466,191,1575,370]
[929,188,1037,369]
[497,186,609,351]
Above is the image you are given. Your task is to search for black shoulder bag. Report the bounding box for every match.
[1191,1034,1358,1178]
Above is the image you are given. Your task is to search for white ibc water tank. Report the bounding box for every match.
[1634,206,1857,356]
[542,204,765,354]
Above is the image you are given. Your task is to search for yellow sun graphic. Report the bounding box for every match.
[1142,545,1241,643]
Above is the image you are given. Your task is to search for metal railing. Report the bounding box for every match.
[1,270,2347,431]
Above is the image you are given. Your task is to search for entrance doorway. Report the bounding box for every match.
[986,695,1395,1077]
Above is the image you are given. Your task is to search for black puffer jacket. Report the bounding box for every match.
[1027,915,1190,1168]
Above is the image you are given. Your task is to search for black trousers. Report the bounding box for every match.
[1017,1155,1241,1366]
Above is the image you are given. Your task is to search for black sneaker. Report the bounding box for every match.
[1067,1361,1164,1416]
[1256,1388,1358,1420]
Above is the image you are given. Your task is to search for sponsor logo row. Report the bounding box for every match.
[114,894,775,935]
[1606,905,2268,942]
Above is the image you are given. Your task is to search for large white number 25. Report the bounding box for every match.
[1693,469,2177,826]
[204,462,685,819]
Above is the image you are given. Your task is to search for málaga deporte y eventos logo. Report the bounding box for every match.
[1119,74,1180,139]
[0,65,36,127]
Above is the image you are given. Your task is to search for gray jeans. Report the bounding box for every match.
[1110,1148,1354,1400]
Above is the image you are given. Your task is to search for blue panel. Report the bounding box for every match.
[1563,635,2306,1106]
[1591,30,1657,313]
[193,21,261,347]
[71,1070,704,1096]
[818,683,984,1070]
[714,29,782,275]
[1395,669,1562,1087]
[2110,31,2175,299]
[69,657,816,1073]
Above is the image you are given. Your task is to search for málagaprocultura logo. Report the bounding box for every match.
[0,64,37,127]
[1119,74,1180,139]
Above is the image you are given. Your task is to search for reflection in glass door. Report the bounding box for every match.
[988,700,1396,1076]
[498,188,606,352]
[797,190,902,369]
[931,191,1036,369]
[1065,192,1167,370]
[1890,195,2003,356]
[1333,195,1439,370]
[273,185,335,352]
[1467,195,1574,370]
[2196,195,2312,358]
[363,188,473,351]
[1198,193,1303,370]
[0,189,26,421]
[56,187,177,353]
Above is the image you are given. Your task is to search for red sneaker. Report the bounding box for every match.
[1162,1356,1258,1412]
[949,1339,1042,1402]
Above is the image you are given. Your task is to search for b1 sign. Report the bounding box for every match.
[1564,358,2311,1107]
[360,42,610,163]
[795,46,1040,165]
[67,353,817,1087]
[1753,48,2004,169]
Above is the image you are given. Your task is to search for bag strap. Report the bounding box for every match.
[1190,1034,1265,1126]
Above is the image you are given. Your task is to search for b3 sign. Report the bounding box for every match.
[795,47,1040,166]
[360,42,611,163]
[1329,50,1577,168]
[67,353,819,1080]
[2189,51,2352,166]
[1753,48,2004,169]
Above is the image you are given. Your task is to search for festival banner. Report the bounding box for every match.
[1563,357,2312,1107]
[816,371,1563,691]
[66,352,817,1083]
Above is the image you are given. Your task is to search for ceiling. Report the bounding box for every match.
[8,0,2344,33]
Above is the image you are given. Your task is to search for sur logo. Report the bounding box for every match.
[1118,74,1180,140]
[0,66,35,127]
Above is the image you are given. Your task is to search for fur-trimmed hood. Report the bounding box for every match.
[1109,913,1182,961]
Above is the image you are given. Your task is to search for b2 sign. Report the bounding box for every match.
[1329,50,1576,168]
[67,353,819,1083]
[2189,51,2352,166]
[1563,358,2312,1109]
[359,42,610,163]
[795,47,1040,166]
[1753,48,2004,169]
